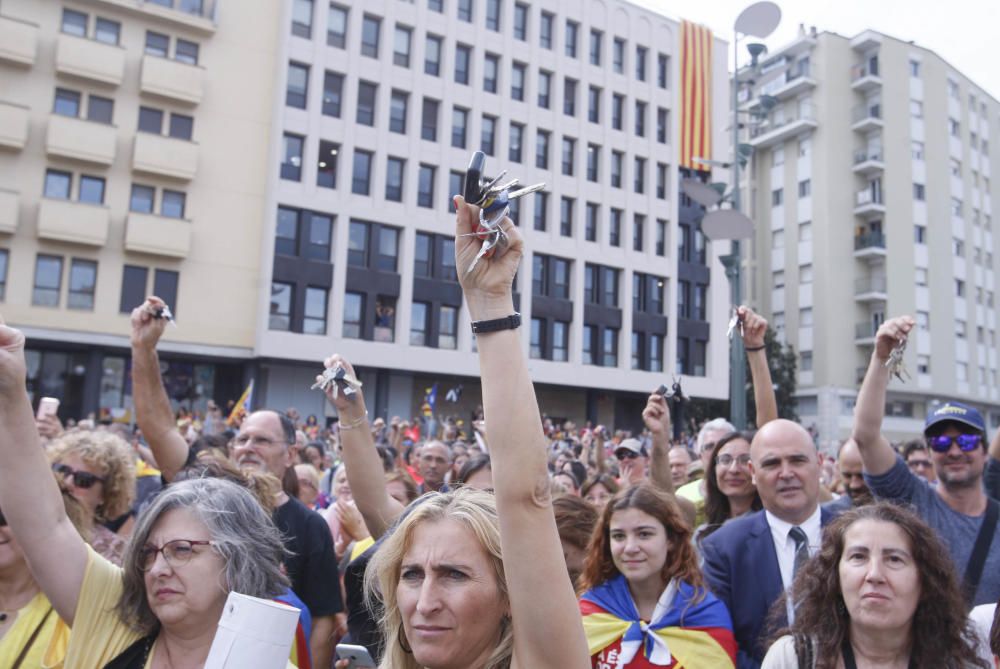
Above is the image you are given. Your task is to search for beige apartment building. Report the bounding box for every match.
[741,28,1000,447]
[0,0,281,420]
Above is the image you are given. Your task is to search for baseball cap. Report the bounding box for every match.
[924,401,985,435]
[614,438,647,458]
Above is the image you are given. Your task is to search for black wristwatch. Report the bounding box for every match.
[471,312,521,334]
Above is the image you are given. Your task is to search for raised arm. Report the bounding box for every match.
[0,318,88,624]
[739,306,777,427]
[130,296,190,481]
[644,393,675,495]
[317,355,404,539]
[852,316,914,476]
[455,195,590,669]
[592,428,608,476]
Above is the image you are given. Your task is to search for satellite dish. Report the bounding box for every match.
[734,1,781,39]
[681,179,724,208]
[702,210,755,240]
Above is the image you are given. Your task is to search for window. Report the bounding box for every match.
[914,224,926,244]
[771,188,783,206]
[540,11,553,49]
[161,190,185,218]
[583,326,597,364]
[602,328,618,367]
[458,0,473,22]
[68,259,97,310]
[655,219,666,256]
[562,137,575,176]
[565,20,578,58]
[633,157,645,194]
[800,351,813,372]
[455,44,472,84]
[385,157,405,202]
[911,140,924,160]
[33,255,62,307]
[534,192,548,231]
[514,3,528,40]
[82,93,114,123]
[913,183,925,201]
[588,86,601,123]
[511,62,526,101]
[656,163,668,199]
[610,151,623,188]
[119,266,148,314]
[509,122,524,163]
[389,90,409,134]
[420,98,441,142]
[949,118,960,138]
[799,264,813,283]
[347,221,369,267]
[286,62,309,108]
[956,279,966,298]
[62,9,87,36]
[322,71,344,117]
[486,0,501,31]
[53,88,81,117]
[612,94,624,130]
[361,14,381,58]
[439,305,458,349]
[317,140,339,188]
[425,34,442,76]
[145,31,169,57]
[343,292,364,338]
[291,0,313,38]
[635,101,646,136]
[352,149,373,195]
[303,287,328,335]
[410,302,429,346]
[78,175,105,204]
[130,184,155,213]
[393,25,412,67]
[536,130,550,169]
[633,214,644,251]
[657,53,669,88]
[535,70,552,109]
[590,29,602,65]
[481,114,497,155]
[95,18,120,45]
[560,197,574,237]
[909,59,920,77]
[613,38,625,73]
[609,208,622,246]
[484,53,499,93]
[530,318,544,359]
[563,77,577,116]
[356,81,377,126]
[281,133,303,181]
[175,39,198,65]
[452,106,469,148]
[635,45,647,81]
[550,321,568,362]
[585,203,599,242]
[306,212,332,261]
[138,106,163,133]
[910,100,923,118]
[798,179,811,197]
[587,144,600,182]
[418,164,436,208]
[168,113,193,140]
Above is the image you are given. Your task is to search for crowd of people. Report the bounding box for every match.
[0,196,999,668]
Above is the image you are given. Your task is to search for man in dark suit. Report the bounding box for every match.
[701,419,833,669]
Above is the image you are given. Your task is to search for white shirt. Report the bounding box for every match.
[765,505,822,622]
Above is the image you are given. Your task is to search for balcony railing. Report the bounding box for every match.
[854,231,886,250]
[852,104,882,124]
[855,188,884,207]
[853,149,884,164]
[856,322,880,339]
[855,276,887,294]
[0,14,38,66]
[750,104,816,139]
[851,60,880,80]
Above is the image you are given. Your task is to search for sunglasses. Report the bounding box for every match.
[616,451,641,461]
[927,434,982,453]
[53,463,106,489]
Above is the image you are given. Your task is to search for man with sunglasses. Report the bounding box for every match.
[853,315,1000,606]
[613,438,649,485]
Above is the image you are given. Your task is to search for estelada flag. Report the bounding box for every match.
[226,380,254,427]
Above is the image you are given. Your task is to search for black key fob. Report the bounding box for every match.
[464,151,486,203]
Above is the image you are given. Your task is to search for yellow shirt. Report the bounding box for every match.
[676,479,706,527]
[0,591,65,669]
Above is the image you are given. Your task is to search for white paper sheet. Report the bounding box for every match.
[204,592,300,669]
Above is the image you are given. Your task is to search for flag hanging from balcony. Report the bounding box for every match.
[680,20,714,171]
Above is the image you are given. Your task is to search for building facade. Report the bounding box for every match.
[0,0,281,420]
[253,0,731,431]
[741,28,1000,447]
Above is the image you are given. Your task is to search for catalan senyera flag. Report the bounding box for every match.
[680,20,714,171]
[580,575,736,668]
[226,379,254,427]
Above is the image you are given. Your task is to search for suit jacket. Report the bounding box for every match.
[700,507,835,669]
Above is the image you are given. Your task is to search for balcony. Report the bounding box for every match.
[748,107,818,149]
[45,114,117,165]
[0,189,18,234]
[757,68,817,101]
[851,62,882,92]
[132,133,198,180]
[55,33,125,86]
[139,55,205,105]
[855,322,879,343]
[125,212,192,258]
[854,231,887,259]
[851,104,883,133]
[0,101,29,150]
[0,14,38,66]
[854,188,885,217]
[37,198,109,247]
[90,0,218,33]
[854,275,888,302]
[852,149,884,175]
[851,31,883,52]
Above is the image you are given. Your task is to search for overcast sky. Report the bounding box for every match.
[632,0,998,100]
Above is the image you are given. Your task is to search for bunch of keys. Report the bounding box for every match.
[461,151,546,274]
[151,303,176,327]
[311,365,363,400]
[884,336,911,382]
[726,308,743,340]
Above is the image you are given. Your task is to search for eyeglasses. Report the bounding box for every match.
[717,453,751,468]
[53,463,105,489]
[616,451,641,461]
[138,539,216,571]
[927,434,982,453]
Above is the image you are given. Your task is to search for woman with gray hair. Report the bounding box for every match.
[0,320,291,667]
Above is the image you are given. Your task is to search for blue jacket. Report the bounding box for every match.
[700,507,835,669]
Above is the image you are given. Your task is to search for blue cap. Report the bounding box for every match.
[924,401,985,435]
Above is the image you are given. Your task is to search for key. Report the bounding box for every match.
[311,365,363,399]
[507,182,546,200]
[884,337,911,383]
[151,304,177,327]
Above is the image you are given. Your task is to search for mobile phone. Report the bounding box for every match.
[37,397,60,420]
[336,643,377,668]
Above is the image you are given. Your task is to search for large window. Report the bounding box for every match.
[322,71,343,117]
[514,3,528,40]
[484,53,499,93]
[33,255,63,307]
[120,266,149,314]
[602,328,619,367]
[343,292,364,338]
[418,164,436,208]
[410,302,429,345]
[486,0,501,31]
[303,287,328,334]
[352,149,373,195]
[540,11,553,48]
[452,106,469,148]
[68,259,97,310]
[511,62,526,101]
[439,305,458,349]
[481,115,497,155]
[393,25,412,67]
[356,81,377,126]
[425,34,442,76]
[509,122,524,163]
[560,197,574,237]
[538,70,551,108]
[536,130,550,169]
[361,14,381,58]
[291,0,313,37]
[281,133,303,181]
[563,78,577,116]
[317,140,339,189]
[79,175,105,204]
[421,98,440,141]
[585,203,599,242]
[286,62,309,109]
[44,170,71,199]
[565,20,578,57]
[562,137,575,176]
[389,90,408,134]
[386,157,405,202]
[327,4,348,48]
[455,44,472,84]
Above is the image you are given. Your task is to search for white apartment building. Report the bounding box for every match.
[741,27,1000,446]
[253,0,731,430]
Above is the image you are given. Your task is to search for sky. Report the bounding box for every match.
[632,0,999,100]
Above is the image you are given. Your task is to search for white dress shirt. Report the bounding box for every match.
[765,505,822,622]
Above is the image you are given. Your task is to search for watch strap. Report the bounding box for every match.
[471,312,521,334]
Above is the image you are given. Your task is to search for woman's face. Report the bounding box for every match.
[143,508,228,631]
[609,508,669,591]
[553,473,579,496]
[839,519,921,632]
[397,519,507,669]
[584,482,613,509]
[334,467,352,502]
[304,446,323,470]
[714,438,754,499]
[56,451,105,518]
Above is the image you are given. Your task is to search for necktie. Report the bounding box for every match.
[789,526,809,577]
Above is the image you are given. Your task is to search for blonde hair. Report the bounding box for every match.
[365,488,513,669]
[48,429,136,520]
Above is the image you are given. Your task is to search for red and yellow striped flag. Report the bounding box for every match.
[680,20,714,171]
